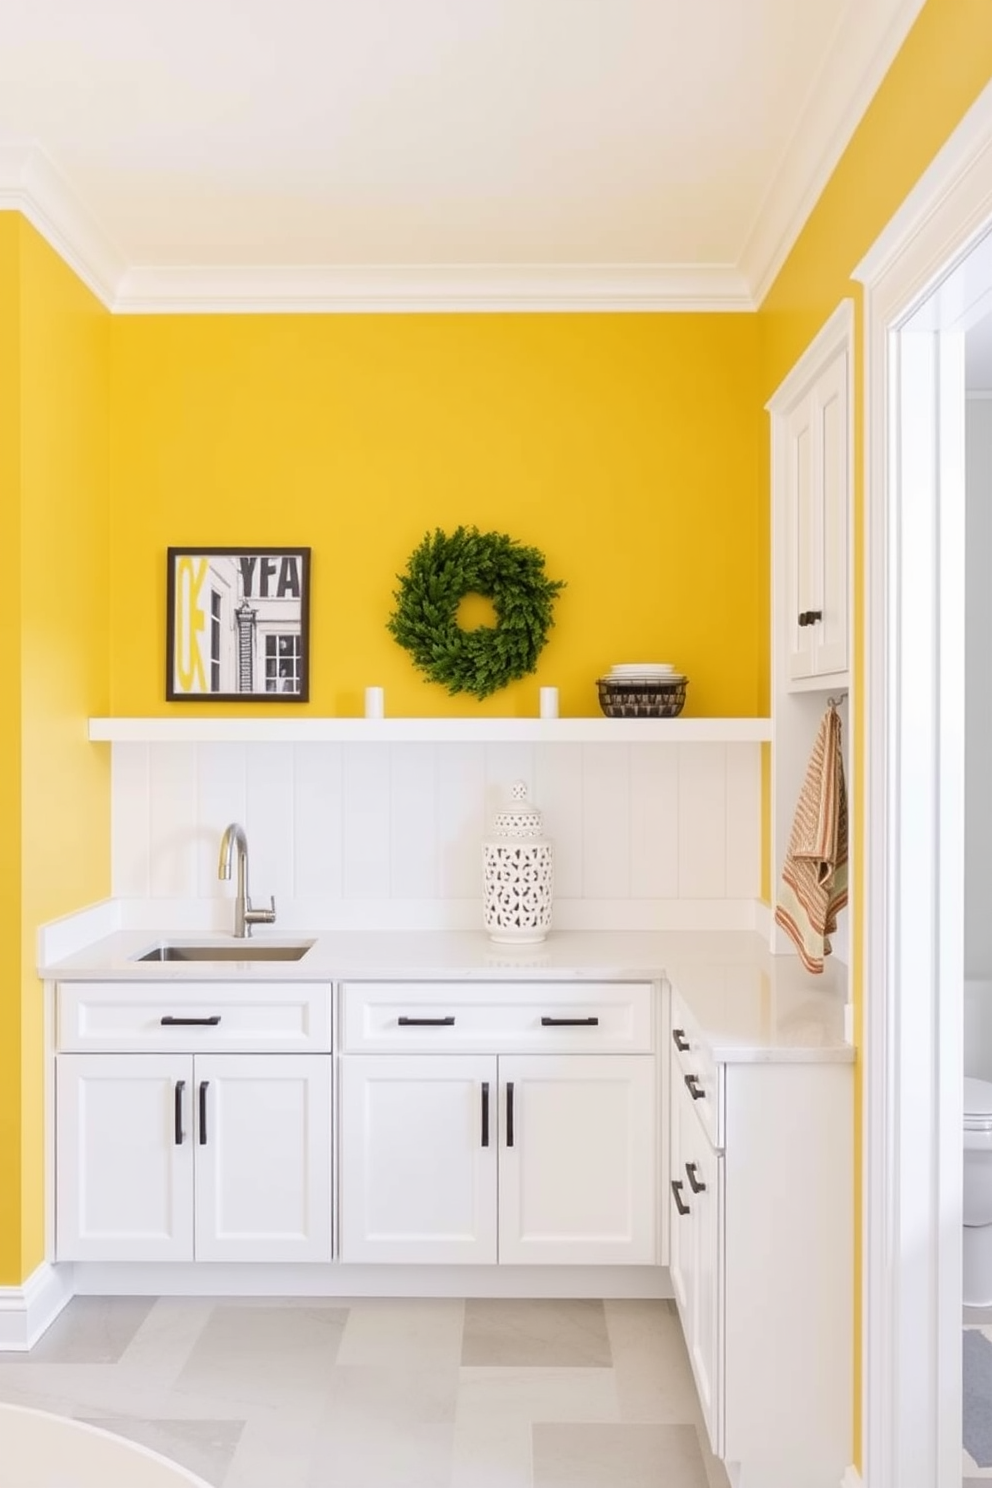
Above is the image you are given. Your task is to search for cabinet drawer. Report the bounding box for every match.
[340,981,655,1053]
[669,985,724,1150]
[57,982,332,1053]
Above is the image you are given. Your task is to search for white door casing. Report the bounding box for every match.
[853,75,992,1488]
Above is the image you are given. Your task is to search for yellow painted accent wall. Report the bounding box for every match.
[109,314,762,719]
[0,216,111,1285]
[757,0,992,1462]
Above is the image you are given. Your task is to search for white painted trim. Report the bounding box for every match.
[70,1260,671,1298]
[37,899,121,967]
[0,145,124,305]
[855,72,992,1488]
[88,715,772,744]
[0,1262,74,1350]
[765,301,855,413]
[839,1469,863,1488]
[112,262,753,315]
[743,0,926,306]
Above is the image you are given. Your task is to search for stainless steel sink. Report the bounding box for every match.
[135,941,314,963]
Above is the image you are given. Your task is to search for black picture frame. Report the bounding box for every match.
[166,547,311,702]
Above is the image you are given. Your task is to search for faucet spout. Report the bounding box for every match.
[218,823,276,938]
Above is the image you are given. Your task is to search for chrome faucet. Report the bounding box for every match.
[218,823,276,938]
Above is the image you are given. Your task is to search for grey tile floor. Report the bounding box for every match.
[0,1296,729,1488]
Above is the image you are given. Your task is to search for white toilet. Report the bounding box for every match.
[964,1076,992,1305]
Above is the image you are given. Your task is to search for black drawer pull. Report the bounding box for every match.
[686,1161,706,1194]
[161,1015,221,1026]
[397,1015,456,1026]
[671,1179,690,1217]
[506,1081,515,1148]
[685,1074,705,1100]
[672,1028,690,1052]
[174,1080,185,1145]
[199,1081,209,1145]
[481,1082,490,1148]
[540,1016,599,1027]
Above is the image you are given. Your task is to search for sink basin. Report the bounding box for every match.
[135,941,314,963]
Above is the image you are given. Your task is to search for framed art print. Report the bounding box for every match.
[166,547,311,701]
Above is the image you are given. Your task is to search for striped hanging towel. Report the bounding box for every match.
[775,705,848,974]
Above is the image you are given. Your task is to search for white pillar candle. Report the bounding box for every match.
[539,686,559,719]
[364,686,385,719]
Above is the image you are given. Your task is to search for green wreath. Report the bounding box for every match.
[387,526,565,699]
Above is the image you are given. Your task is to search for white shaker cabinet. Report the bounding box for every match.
[338,1053,498,1264]
[780,336,851,689]
[56,1053,194,1263]
[498,1054,655,1265]
[54,981,334,1265]
[337,981,657,1267]
[193,1053,332,1263]
[668,987,852,1488]
[57,1052,332,1264]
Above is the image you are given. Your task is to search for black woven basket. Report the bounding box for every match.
[597,676,688,719]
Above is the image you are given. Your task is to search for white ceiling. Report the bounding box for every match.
[0,0,925,311]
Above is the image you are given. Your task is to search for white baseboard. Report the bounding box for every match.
[0,1262,74,1350]
[840,1468,863,1488]
[71,1261,672,1300]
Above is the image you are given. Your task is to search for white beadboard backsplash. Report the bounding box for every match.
[111,741,761,932]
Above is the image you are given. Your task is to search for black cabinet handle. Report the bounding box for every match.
[685,1074,705,1100]
[198,1081,209,1145]
[672,1028,690,1052]
[686,1161,706,1194]
[397,1016,455,1026]
[540,1016,599,1027]
[798,609,824,627]
[161,1015,221,1026]
[481,1082,490,1148]
[174,1080,185,1145]
[506,1082,515,1148]
[671,1179,690,1217]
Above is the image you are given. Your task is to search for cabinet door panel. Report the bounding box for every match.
[56,1053,193,1262]
[669,1057,692,1324]
[814,351,849,677]
[193,1054,332,1262]
[685,1106,724,1457]
[499,1055,655,1265]
[787,396,818,682]
[339,1054,497,1263]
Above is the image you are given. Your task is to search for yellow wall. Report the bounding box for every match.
[0,217,111,1284]
[109,314,762,719]
[756,0,992,1461]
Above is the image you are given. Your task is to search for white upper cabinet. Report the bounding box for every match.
[772,302,853,691]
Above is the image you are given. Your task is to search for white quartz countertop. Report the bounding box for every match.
[40,927,853,1065]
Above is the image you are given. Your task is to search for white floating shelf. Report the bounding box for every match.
[89,716,772,744]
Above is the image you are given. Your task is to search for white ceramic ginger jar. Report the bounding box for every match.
[482,781,554,943]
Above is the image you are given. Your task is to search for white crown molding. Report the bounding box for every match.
[111,261,753,314]
[0,143,125,306]
[0,1261,74,1350]
[741,0,927,307]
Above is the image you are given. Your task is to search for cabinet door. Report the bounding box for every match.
[498,1055,655,1265]
[56,1053,193,1262]
[683,1099,724,1456]
[338,1054,497,1263]
[668,1057,692,1324]
[785,347,849,686]
[193,1054,332,1262]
